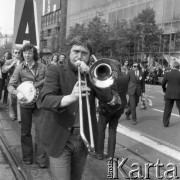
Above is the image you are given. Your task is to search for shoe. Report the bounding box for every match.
[131,120,137,125]
[96,154,104,160]
[125,113,130,120]
[10,117,17,121]
[89,152,104,160]
[36,162,47,168]
[89,152,97,158]
[164,122,169,127]
[23,160,32,165]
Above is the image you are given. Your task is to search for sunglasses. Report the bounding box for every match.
[133,65,138,67]
[15,52,20,54]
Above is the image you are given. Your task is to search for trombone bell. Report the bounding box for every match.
[89,58,119,88]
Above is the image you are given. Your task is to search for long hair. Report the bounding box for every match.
[20,43,39,61]
[4,51,12,60]
[51,53,60,61]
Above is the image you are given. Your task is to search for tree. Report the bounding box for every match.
[66,16,111,57]
[66,23,87,42]
[110,19,131,60]
[0,42,13,57]
[86,16,111,56]
[130,8,162,57]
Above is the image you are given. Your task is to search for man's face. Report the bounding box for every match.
[124,61,129,66]
[69,45,90,68]
[59,55,65,63]
[14,49,20,59]
[133,64,138,70]
[23,49,34,63]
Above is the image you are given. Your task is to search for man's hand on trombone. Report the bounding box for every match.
[71,81,91,102]
[76,60,90,74]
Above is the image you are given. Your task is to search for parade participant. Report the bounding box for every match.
[39,36,113,180]
[8,44,47,167]
[50,53,59,65]
[59,53,66,64]
[121,60,130,75]
[121,60,130,108]
[2,48,22,121]
[0,58,5,100]
[92,61,128,160]
[2,51,12,105]
[162,61,180,127]
[125,63,145,125]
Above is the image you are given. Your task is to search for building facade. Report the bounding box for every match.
[40,0,180,62]
[67,0,180,34]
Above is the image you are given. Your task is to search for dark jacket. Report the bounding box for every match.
[39,62,113,157]
[162,69,180,99]
[127,69,145,96]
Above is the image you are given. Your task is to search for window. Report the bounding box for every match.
[48,29,51,36]
[43,40,47,48]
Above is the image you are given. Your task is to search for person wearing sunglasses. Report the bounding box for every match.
[125,63,145,125]
[2,49,22,121]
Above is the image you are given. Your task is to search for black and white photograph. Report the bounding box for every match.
[0,0,180,179]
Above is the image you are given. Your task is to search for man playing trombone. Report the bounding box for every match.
[39,36,114,180]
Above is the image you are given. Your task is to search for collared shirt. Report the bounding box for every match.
[8,61,47,94]
[135,70,139,77]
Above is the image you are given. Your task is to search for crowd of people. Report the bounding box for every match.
[0,36,179,180]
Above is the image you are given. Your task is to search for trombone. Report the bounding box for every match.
[78,56,119,152]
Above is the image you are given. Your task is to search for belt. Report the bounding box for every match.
[70,127,80,135]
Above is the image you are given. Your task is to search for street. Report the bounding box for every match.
[0,84,180,179]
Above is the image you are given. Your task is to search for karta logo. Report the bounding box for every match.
[107,158,179,179]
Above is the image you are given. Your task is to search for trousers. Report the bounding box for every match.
[49,134,88,180]
[20,106,46,163]
[97,108,124,157]
[163,99,180,126]
[8,93,17,119]
[126,94,140,120]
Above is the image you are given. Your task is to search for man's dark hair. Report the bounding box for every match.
[69,36,93,55]
[21,43,39,61]
[61,53,66,58]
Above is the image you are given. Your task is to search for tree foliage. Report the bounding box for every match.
[66,8,163,60]
[130,8,162,56]
[66,16,111,57]
[0,42,13,57]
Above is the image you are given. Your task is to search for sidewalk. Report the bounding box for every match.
[0,102,122,180]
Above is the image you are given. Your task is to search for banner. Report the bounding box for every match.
[13,0,43,49]
[163,54,180,68]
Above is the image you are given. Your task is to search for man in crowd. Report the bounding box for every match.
[2,48,22,121]
[91,61,129,160]
[39,36,114,180]
[8,44,47,168]
[125,63,145,125]
[162,61,180,127]
[1,51,12,105]
[58,53,66,64]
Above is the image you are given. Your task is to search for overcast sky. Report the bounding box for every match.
[0,0,15,34]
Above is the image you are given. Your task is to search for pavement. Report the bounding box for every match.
[0,84,180,179]
[0,102,125,180]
